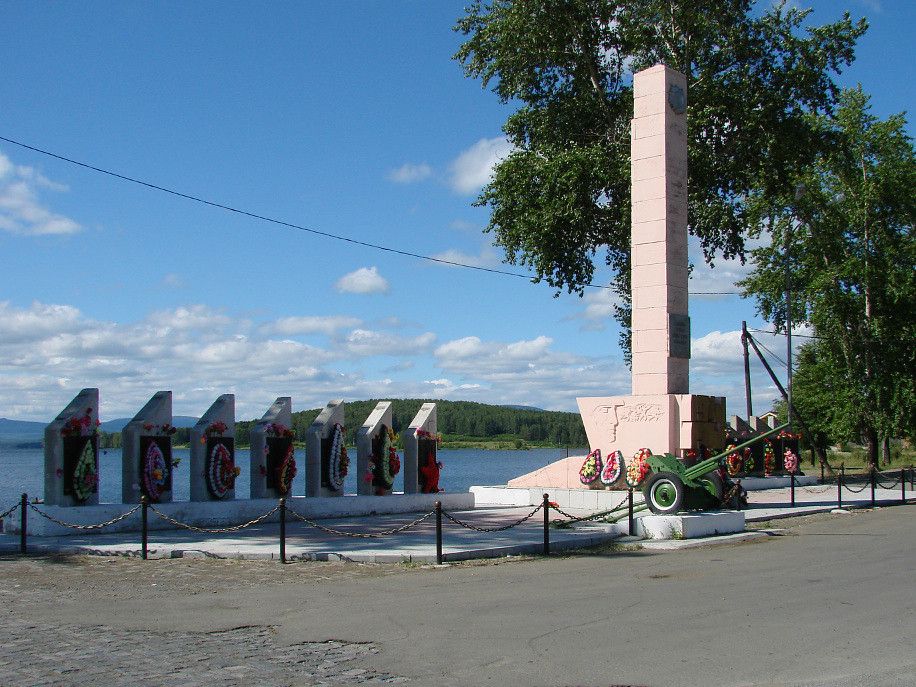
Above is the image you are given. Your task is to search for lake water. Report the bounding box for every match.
[0,445,580,507]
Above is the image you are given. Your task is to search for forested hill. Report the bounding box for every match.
[93,399,588,448]
[236,399,588,448]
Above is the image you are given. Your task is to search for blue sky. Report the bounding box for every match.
[1,1,912,422]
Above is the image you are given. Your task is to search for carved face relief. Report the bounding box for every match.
[589,403,623,442]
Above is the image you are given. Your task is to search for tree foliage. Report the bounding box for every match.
[454,0,865,357]
[742,88,916,465]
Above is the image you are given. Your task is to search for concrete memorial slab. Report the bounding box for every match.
[44,388,100,507]
[305,399,346,497]
[122,391,175,504]
[250,397,295,499]
[403,402,439,494]
[357,401,400,496]
[189,394,237,501]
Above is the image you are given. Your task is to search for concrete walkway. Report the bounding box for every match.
[1,481,911,562]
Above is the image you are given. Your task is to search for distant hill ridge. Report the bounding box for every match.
[1,401,586,447]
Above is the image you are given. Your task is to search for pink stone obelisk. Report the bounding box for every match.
[630,65,690,396]
[508,65,725,490]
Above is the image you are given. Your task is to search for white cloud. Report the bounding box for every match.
[335,266,389,295]
[268,315,362,336]
[342,329,436,357]
[449,137,512,194]
[387,162,432,184]
[0,152,81,235]
[429,246,502,269]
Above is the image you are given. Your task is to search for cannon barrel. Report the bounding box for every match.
[683,422,791,481]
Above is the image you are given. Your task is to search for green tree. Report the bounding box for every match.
[741,88,916,468]
[454,0,865,359]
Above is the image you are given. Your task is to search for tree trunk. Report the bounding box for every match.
[865,426,879,471]
[882,436,891,466]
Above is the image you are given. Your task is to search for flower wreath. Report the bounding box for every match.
[626,448,653,487]
[367,426,400,491]
[142,441,170,501]
[277,443,297,495]
[600,450,623,486]
[743,448,756,473]
[783,447,799,474]
[579,449,602,485]
[61,407,100,437]
[71,439,98,502]
[206,442,239,499]
[328,423,349,491]
[763,440,776,476]
[200,420,229,444]
[416,428,442,445]
[725,445,742,477]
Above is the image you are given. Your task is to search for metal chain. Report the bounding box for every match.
[876,479,902,489]
[28,503,141,530]
[550,496,630,523]
[801,484,835,494]
[842,481,870,494]
[285,507,434,538]
[442,504,543,532]
[0,501,21,521]
[148,504,279,533]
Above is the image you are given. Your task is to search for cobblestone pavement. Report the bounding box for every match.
[0,619,406,686]
[0,556,414,685]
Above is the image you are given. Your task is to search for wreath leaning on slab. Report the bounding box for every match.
[142,442,170,501]
[328,423,349,491]
[71,439,98,503]
[579,449,602,485]
[206,442,239,499]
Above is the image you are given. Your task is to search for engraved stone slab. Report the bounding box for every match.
[357,401,394,496]
[250,397,293,499]
[403,403,437,494]
[305,399,346,497]
[189,395,236,501]
[122,391,173,504]
[44,388,100,507]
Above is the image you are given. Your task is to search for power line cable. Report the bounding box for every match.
[0,134,741,295]
[748,327,825,341]
[755,339,788,370]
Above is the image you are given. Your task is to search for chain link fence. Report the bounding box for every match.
[4,467,913,562]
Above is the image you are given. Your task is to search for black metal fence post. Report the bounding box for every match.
[279,497,286,564]
[141,496,148,560]
[542,493,550,557]
[790,471,796,507]
[435,501,442,565]
[19,493,27,555]
[870,467,876,509]
[837,470,843,509]
[628,488,635,536]
[902,469,906,505]
[910,465,914,490]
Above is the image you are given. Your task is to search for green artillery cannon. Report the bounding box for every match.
[642,422,791,515]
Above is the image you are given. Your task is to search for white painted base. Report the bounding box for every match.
[739,475,817,490]
[470,486,639,510]
[10,492,475,537]
[637,511,745,540]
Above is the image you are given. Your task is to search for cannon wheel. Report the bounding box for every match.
[644,471,686,514]
[700,471,724,501]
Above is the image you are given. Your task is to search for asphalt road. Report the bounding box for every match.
[2,506,913,686]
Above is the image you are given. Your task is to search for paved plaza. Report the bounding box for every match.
[0,502,912,686]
